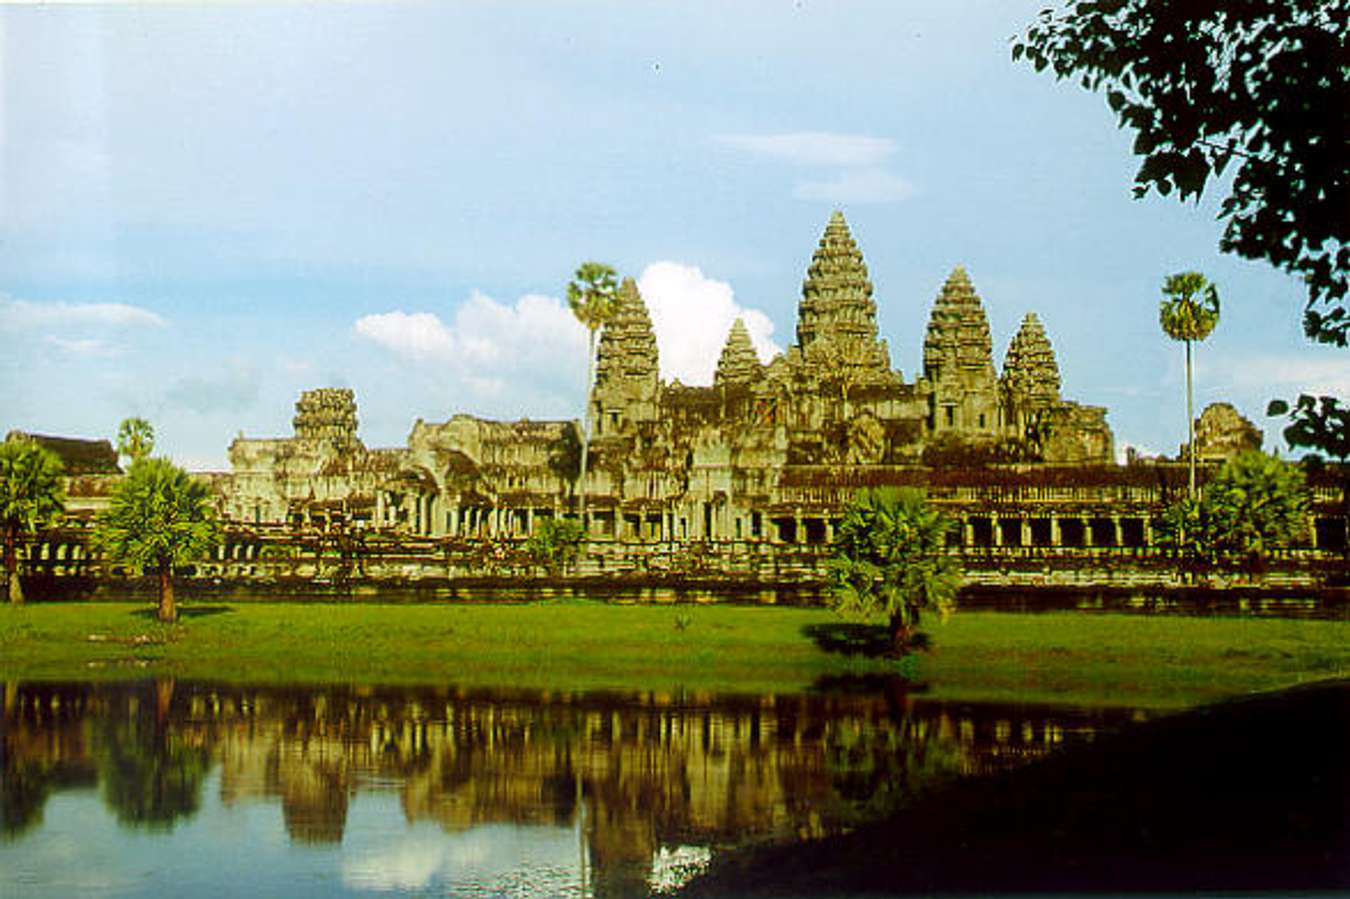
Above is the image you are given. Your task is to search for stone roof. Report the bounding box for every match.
[796,211,881,352]
[714,318,763,387]
[293,388,360,448]
[1001,312,1061,405]
[922,266,996,386]
[5,431,120,475]
[594,277,659,392]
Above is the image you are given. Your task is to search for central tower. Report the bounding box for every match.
[794,210,894,377]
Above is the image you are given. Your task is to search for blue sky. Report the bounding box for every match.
[2,2,1345,469]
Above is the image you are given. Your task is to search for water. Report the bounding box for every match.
[1,680,1146,897]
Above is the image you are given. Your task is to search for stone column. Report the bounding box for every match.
[992,513,1003,547]
[1050,516,1062,547]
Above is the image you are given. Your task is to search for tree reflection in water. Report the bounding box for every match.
[0,679,1141,896]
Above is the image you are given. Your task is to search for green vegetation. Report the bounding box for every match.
[827,487,959,654]
[565,260,620,516]
[0,437,66,606]
[115,417,155,465]
[4,601,1348,709]
[1158,271,1221,495]
[92,459,222,623]
[524,516,585,574]
[1160,452,1309,579]
[1014,2,1346,346]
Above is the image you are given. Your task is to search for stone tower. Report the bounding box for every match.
[922,266,999,435]
[1001,312,1062,409]
[714,318,763,387]
[795,210,893,377]
[593,276,660,430]
[292,388,360,451]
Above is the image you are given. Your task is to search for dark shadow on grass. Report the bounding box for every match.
[682,678,1350,896]
[803,623,932,658]
[130,605,234,620]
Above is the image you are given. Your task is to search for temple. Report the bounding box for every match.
[221,211,1117,542]
[26,211,1346,587]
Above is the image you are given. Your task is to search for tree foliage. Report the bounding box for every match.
[116,417,156,464]
[524,516,585,574]
[1158,271,1220,343]
[1159,270,1221,495]
[1268,395,1350,463]
[0,437,65,604]
[1015,2,1349,346]
[566,261,620,518]
[1158,451,1309,577]
[827,487,959,654]
[93,458,221,622]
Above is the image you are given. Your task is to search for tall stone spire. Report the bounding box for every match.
[796,211,882,351]
[922,266,996,386]
[714,318,763,387]
[1001,312,1061,406]
[594,277,659,396]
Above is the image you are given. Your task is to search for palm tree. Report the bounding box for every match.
[0,437,65,605]
[827,487,961,654]
[116,418,156,465]
[565,261,620,521]
[1159,271,1221,496]
[93,458,220,622]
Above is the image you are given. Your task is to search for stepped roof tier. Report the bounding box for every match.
[922,266,996,387]
[1001,312,1061,406]
[714,318,764,387]
[293,388,360,449]
[795,210,894,377]
[594,277,659,393]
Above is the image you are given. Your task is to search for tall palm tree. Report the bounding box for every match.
[827,487,960,654]
[116,418,156,465]
[566,261,620,521]
[93,458,220,622]
[1159,271,1221,496]
[0,438,65,604]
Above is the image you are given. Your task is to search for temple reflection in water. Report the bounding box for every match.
[2,680,1145,897]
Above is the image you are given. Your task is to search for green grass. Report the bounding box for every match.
[3,599,1349,708]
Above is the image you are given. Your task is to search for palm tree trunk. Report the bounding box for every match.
[5,523,21,605]
[1186,338,1196,497]
[157,561,176,622]
[578,329,597,523]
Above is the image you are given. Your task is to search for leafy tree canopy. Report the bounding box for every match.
[0,438,65,537]
[1158,271,1220,343]
[827,487,960,654]
[0,437,66,604]
[525,517,585,574]
[95,458,220,571]
[1268,395,1350,463]
[116,417,156,464]
[1015,1,1349,345]
[1158,451,1309,575]
[566,262,620,332]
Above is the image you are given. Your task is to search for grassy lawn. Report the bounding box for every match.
[3,599,1348,707]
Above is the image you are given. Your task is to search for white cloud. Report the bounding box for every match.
[713,131,896,167]
[1211,354,1350,399]
[43,335,117,356]
[354,310,460,361]
[793,168,914,204]
[0,296,165,330]
[713,131,912,205]
[638,261,780,385]
[354,291,588,411]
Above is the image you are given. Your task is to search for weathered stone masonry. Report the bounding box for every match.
[25,212,1350,585]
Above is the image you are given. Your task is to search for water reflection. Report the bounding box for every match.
[1,680,1145,897]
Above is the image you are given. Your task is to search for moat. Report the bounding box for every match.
[2,679,1149,897]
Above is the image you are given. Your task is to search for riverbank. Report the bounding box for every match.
[3,601,1349,706]
[681,678,1350,895]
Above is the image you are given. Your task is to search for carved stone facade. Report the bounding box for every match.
[222,212,1117,542]
[1183,402,1263,463]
